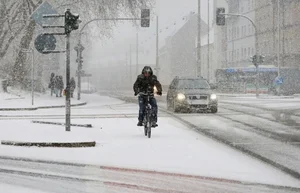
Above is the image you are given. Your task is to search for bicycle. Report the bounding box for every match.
[139,92,155,138]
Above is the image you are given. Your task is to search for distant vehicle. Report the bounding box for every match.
[166,77,218,113]
[216,66,300,95]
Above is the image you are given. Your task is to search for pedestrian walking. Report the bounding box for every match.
[70,77,76,98]
[49,73,55,96]
[59,76,64,97]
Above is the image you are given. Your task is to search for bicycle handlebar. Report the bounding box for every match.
[138,92,154,96]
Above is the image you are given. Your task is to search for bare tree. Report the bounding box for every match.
[0,0,153,87]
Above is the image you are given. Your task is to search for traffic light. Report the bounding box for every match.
[65,10,81,34]
[141,9,150,27]
[251,55,258,67]
[216,8,225,26]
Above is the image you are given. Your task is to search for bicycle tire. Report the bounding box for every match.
[147,112,151,138]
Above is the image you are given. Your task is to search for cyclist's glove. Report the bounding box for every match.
[157,91,162,96]
[134,92,138,96]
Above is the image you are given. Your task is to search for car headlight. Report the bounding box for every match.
[210,94,217,100]
[177,93,186,100]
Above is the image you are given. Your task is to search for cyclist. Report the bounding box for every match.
[133,66,162,127]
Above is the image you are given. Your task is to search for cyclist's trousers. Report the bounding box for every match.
[138,96,157,122]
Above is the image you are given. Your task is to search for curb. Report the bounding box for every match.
[32,121,92,128]
[0,102,87,111]
[1,140,96,148]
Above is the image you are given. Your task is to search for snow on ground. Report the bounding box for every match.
[0,89,85,109]
[0,183,49,193]
[0,94,300,187]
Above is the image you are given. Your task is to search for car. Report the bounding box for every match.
[166,77,218,113]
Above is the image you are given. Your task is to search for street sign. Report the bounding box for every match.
[275,76,283,85]
[76,73,92,77]
[31,1,57,26]
[141,9,150,27]
[34,34,56,54]
[76,70,92,77]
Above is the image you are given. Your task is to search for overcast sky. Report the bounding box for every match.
[85,0,213,69]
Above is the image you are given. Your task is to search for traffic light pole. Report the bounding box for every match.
[65,32,71,131]
[220,13,259,97]
[43,9,79,131]
[76,17,144,100]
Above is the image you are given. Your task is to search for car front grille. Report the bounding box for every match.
[191,105,208,109]
[188,95,208,100]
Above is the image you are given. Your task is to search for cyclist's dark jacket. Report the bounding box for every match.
[133,67,162,94]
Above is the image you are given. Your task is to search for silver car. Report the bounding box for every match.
[166,77,218,113]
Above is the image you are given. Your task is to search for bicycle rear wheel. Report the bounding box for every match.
[144,125,147,136]
[147,126,151,138]
[147,113,151,138]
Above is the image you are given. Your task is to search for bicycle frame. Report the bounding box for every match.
[139,92,154,138]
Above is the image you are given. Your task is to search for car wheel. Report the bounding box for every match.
[173,101,180,113]
[167,99,172,111]
[211,106,218,113]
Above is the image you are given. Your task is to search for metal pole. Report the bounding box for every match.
[31,49,34,106]
[20,48,34,105]
[156,15,159,78]
[77,40,82,100]
[66,32,71,132]
[197,0,201,77]
[126,52,128,87]
[88,76,90,91]
[207,0,210,82]
[136,31,139,76]
[130,45,132,83]
[277,0,281,95]
[255,26,259,98]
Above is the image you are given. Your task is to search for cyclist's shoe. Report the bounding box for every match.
[151,122,158,127]
[137,121,143,126]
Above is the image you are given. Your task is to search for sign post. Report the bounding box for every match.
[41,9,80,132]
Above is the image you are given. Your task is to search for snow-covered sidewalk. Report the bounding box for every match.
[0,90,86,110]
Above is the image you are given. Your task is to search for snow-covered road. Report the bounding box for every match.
[0,93,300,192]
[0,156,299,193]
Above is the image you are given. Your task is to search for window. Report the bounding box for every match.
[244,48,247,58]
[233,27,236,39]
[248,0,251,11]
[248,47,250,57]
[248,24,251,35]
[252,48,254,55]
[241,26,244,37]
[229,29,231,40]
[233,50,236,61]
[241,48,243,58]
[237,49,239,60]
[237,27,240,38]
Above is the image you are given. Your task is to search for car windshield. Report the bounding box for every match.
[177,79,210,89]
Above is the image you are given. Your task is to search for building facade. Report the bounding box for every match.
[158,13,208,85]
[256,0,300,68]
[226,0,256,68]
